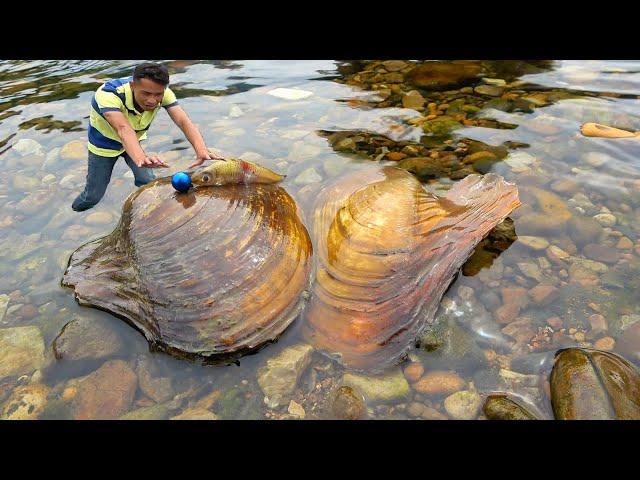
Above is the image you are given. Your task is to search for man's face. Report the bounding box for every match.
[130,77,166,111]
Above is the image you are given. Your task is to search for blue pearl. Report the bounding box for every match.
[171,172,192,193]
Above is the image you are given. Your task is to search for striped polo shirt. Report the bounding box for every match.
[88,76,179,157]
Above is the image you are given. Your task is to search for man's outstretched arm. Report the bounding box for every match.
[167,105,225,168]
[104,111,168,168]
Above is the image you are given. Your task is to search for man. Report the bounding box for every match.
[72,62,223,211]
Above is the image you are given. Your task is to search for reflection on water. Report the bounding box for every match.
[0,60,639,420]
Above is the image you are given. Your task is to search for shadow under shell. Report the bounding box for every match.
[62,176,313,362]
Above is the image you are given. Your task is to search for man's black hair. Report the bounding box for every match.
[133,63,170,86]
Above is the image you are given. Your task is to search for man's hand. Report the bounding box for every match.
[188,149,225,169]
[138,155,169,168]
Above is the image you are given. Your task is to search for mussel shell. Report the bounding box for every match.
[62,176,312,361]
[303,167,520,372]
[550,348,640,420]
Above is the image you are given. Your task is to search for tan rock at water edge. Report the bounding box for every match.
[403,362,424,383]
[413,371,466,396]
[287,400,306,419]
[0,326,45,381]
[170,408,218,420]
[342,369,410,403]
[444,390,482,419]
[594,337,615,351]
[85,212,114,225]
[1,384,50,420]
[616,237,633,250]
[257,344,314,407]
[402,90,425,110]
[60,140,87,161]
[72,360,138,420]
[518,236,549,251]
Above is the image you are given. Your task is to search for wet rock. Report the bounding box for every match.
[550,179,579,195]
[62,225,95,242]
[136,357,174,403]
[617,322,640,363]
[593,213,617,227]
[473,367,503,391]
[569,257,608,274]
[381,60,408,72]
[444,390,482,419]
[518,236,549,251]
[0,326,45,381]
[342,369,409,403]
[501,318,536,345]
[616,237,634,250]
[52,317,125,366]
[594,337,615,351]
[120,403,171,420]
[257,343,314,407]
[331,385,366,420]
[474,85,504,97]
[403,362,424,383]
[407,61,483,90]
[421,116,463,136]
[517,262,543,282]
[582,151,612,167]
[413,371,466,396]
[13,175,40,192]
[495,287,528,325]
[72,360,138,420]
[41,174,56,185]
[0,384,50,420]
[511,351,555,374]
[170,408,218,420]
[550,348,640,419]
[0,294,8,323]
[589,314,608,333]
[398,157,449,180]
[583,244,620,264]
[504,151,536,169]
[12,139,44,157]
[402,90,425,109]
[483,394,538,420]
[60,140,87,161]
[294,167,322,185]
[528,284,558,306]
[287,400,305,419]
[85,212,114,225]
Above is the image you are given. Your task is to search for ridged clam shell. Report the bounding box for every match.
[62,176,312,361]
[303,167,520,372]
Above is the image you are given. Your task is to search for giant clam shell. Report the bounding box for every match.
[302,167,520,372]
[550,348,640,420]
[62,176,312,361]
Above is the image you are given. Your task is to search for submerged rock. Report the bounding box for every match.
[52,317,125,366]
[331,386,366,420]
[257,343,314,407]
[72,360,138,420]
[342,369,409,403]
[0,326,45,381]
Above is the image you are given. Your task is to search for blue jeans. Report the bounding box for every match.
[72,151,155,212]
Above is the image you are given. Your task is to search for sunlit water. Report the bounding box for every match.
[1,60,639,420]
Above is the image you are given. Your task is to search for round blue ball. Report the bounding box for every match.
[171,172,192,192]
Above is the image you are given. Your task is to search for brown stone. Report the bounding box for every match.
[412,371,466,396]
[72,360,137,420]
[403,362,424,383]
[529,285,558,305]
